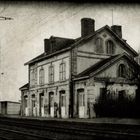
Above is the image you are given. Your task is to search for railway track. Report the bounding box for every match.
[0,127,55,140]
[0,116,140,140]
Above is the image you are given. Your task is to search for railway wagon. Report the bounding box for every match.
[0,101,21,115]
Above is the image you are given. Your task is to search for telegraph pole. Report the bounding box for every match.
[0,16,13,100]
[112,9,114,26]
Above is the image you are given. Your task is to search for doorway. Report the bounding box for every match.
[39,93,44,117]
[77,89,85,118]
[31,94,36,116]
[59,90,66,118]
[24,96,29,116]
[49,92,54,117]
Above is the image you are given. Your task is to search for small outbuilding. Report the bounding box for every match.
[0,101,21,115]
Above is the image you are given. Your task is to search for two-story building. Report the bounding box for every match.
[20,18,139,118]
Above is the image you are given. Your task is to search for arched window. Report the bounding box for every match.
[59,62,66,81]
[39,67,44,85]
[95,38,103,53]
[106,40,115,54]
[118,64,126,78]
[49,65,54,83]
[30,70,34,85]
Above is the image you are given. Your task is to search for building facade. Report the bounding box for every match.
[0,101,21,115]
[20,18,139,118]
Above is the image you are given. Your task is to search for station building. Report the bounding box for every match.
[20,18,139,118]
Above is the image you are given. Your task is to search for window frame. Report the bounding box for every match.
[106,40,115,55]
[118,64,126,78]
[39,67,45,85]
[59,62,66,81]
[95,37,103,53]
[49,65,54,83]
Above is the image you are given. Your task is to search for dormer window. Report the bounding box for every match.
[95,38,103,53]
[106,40,115,54]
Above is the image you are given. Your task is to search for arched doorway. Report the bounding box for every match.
[49,92,54,117]
[59,90,66,118]
[77,89,85,118]
[39,93,44,117]
[24,95,29,116]
[31,94,36,116]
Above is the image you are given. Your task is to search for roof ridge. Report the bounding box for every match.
[49,35,75,40]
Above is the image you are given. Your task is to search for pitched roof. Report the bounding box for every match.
[19,83,29,91]
[71,25,138,57]
[44,36,75,55]
[25,36,75,65]
[76,55,119,78]
[75,53,139,79]
[25,25,138,65]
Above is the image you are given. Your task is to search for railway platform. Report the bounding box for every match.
[3,115,140,125]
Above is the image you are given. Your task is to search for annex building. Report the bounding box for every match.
[19,18,139,118]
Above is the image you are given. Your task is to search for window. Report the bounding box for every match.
[32,100,35,107]
[59,62,66,81]
[34,69,37,85]
[95,38,103,53]
[39,67,44,85]
[118,64,126,78]
[106,40,115,54]
[60,90,66,107]
[30,68,37,86]
[32,94,35,107]
[30,70,34,85]
[49,65,54,83]
[77,89,85,106]
[40,96,43,107]
[24,96,28,108]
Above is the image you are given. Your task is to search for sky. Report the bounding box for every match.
[0,2,140,102]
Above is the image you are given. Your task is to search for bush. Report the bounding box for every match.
[94,93,140,118]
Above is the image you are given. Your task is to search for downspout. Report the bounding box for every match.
[69,48,74,118]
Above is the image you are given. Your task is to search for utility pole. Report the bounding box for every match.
[0,16,13,100]
[112,9,114,26]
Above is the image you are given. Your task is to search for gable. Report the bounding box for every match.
[77,28,136,58]
[75,53,139,80]
[95,56,137,79]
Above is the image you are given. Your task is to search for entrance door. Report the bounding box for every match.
[32,99,36,116]
[24,96,29,116]
[49,92,54,117]
[60,91,66,118]
[39,93,44,117]
[32,94,36,116]
[77,89,85,118]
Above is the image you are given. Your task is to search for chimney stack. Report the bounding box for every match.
[111,25,122,38]
[44,39,51,53]
[44,36,56,54]
[81,18,95,37]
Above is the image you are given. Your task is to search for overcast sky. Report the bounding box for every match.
[0,2,140,102]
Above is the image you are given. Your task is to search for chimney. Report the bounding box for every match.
[81,18,95,37]
[44,37,56,54]
[111,25,122,38]
[44,39,51,53]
